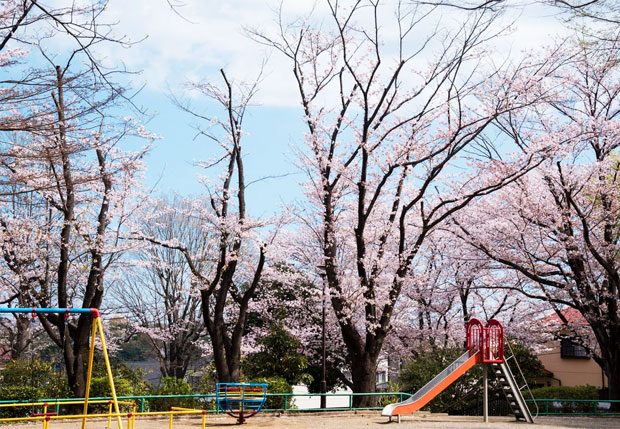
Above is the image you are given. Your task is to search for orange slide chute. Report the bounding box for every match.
[381,351,480,417]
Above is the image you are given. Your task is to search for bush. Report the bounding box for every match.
[149,377,198,411]
[530,385,599,413]
[530,385,598,400]
[91,359,149,396]
[0,359,69,417]
[378,381,403,407]
[90,376,136,398]
[248,376,292,410]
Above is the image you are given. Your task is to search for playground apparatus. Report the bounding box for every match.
[381,318,537,423]
[0,308,210,429]
[216,382,268,424]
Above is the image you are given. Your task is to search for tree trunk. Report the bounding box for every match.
[11,315,31,359]
[604,337,620,405]
[350,354,378,407]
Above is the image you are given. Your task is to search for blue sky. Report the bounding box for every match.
[137,89,305,218]
[97,0,568,217]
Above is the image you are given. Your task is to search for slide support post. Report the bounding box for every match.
[483,364,489,423]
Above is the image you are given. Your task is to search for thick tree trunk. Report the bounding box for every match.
[65,347,86,398]
[350,354,378,407]
[604,338,620,405]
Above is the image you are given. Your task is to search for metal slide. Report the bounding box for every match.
[381,350,479,419]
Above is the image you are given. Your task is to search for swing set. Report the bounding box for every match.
[0,308,208,429]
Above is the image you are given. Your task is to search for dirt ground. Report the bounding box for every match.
[3,413,620,429]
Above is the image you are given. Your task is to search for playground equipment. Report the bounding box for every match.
[381,318,536,423]
[216,382,268,424]
[0,307,124,429]
[0,308,209,429]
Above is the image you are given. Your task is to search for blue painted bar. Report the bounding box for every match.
[0,307,94,314]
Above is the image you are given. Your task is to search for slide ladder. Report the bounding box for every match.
[381,350,479,419]
[492,342,537,422]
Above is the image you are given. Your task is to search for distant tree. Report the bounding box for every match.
[115,196,205,379]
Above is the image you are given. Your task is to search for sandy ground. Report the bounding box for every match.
[3,413,620,429]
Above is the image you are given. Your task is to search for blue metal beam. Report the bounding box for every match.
[0,307,95,314]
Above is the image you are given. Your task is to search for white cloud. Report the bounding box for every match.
[101,0,571,107]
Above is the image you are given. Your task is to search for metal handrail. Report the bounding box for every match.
[505,340,539,419]
[0,391,414,413]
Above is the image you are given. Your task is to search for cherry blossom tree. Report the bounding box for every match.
[139,70,281,383]
[0,58,151,396]
[453,35,620,399]
[0,0,158,396]
[253,0,559,404]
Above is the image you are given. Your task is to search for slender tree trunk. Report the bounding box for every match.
[11,315,31,359]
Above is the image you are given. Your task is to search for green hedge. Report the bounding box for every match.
[530,385,599,400]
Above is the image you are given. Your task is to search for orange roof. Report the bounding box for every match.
[541,308,588,327]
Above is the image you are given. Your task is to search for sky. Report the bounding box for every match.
[95,0,569,217]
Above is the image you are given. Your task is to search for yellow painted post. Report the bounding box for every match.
[201,410,206,429]
[43,403,48,429]
[96,317,123,429]
[82,318,98,429]
[168,413,173,429]
[107,401,113,429]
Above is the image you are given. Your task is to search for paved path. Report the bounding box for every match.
[4,413,620,429]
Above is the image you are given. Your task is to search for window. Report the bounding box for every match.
[560,339,589,359]
[376,371,387,384]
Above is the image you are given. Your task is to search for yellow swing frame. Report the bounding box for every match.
[82,309,124,429]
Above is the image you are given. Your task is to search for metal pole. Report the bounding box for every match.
[320,272,327,409]
[82,318,98,429]
[483,364,489,423]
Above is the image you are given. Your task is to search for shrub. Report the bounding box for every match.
[90,376,136,398]
[91,359,149,396]
[530,385,598,400]
[0,359,69,417]
[248,376,292,410]
[378,381,403,407]
[530,385,599,413]
[149,377,198,411]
